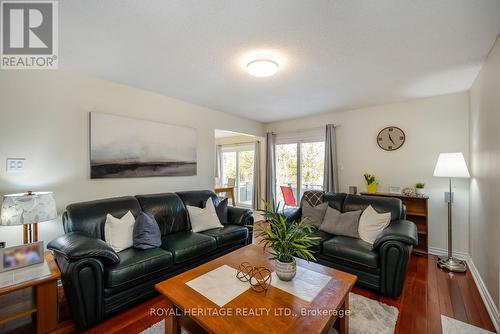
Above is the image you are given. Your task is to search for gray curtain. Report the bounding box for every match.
[215,145,222,179]
[323,124,339,192]
[252,142,261,210]
[265,132,276,206]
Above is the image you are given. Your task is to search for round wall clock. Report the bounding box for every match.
[377,126,405,151]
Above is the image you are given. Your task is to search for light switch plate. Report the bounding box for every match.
[6,158,26,172]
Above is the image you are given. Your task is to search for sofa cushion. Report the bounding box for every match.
[64,196,142,240]
[319,207,361,238]
[343,194,403,221]
[214,198,229,225]
[301,190,325,207]
[161,231,217,264]
[310,229,334,253]
[322,236,379,269]
[177,190,219,208]
[301,202,328,227]
[323,192,347,211]
[133,212,162,250]
[104,247,173,288]
[358,205,391,244]
[104,211,135,252]
[200,224,248,247]
[135,193,189,235]
[187,200,224,233]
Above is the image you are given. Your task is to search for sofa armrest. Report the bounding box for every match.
[48,232,120,264]
[53,253,106,329]
[373,220,418,250]
[281,207,301,223]
[379,240,412,297]
[227,206,254,227]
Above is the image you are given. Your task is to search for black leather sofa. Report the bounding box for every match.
[48,190,253,330]
[282,191,418,298]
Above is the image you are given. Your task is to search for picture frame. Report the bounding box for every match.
[389,186,403,194]
[0,241,44,272]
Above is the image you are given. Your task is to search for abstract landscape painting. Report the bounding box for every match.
[90,112,197,178]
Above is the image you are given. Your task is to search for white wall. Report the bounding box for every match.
[469,36,500,311]
[266,93,470,253]
[0,70,264,247]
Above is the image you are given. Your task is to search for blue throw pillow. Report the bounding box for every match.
[133,212,161,249]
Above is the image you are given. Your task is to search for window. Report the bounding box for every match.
[221,145,255,207]
[275,141,324,207]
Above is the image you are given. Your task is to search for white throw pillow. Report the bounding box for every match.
[104,211,135,252]
[358,205,391,245]
[187,200,224,233]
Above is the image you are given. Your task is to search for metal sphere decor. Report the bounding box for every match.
[236,262,254,283]
[236,262,272,293]
[249,267,272,293]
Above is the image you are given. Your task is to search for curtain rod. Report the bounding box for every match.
[269,124,337,135]
[217,140,260,147]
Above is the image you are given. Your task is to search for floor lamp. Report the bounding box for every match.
[433,153,470,273]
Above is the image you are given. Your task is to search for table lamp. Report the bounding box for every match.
[433,153,470,272]
[0,191,57,244]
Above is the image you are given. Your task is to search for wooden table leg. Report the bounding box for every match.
[164,298,181,334]
[338,297,349,334]
[36,280,58,334]
[230,189,235,206]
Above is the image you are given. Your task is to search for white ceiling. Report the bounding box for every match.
[60,1,500,123]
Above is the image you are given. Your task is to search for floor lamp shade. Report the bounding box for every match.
[433,152,470,178]
[1,192,57,226]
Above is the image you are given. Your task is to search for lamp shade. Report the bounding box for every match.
[0,192,57,226]
[433,153,470,178]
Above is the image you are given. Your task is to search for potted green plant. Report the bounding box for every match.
[415,182,426,196]
[255,201,319,281]
[364,173,378,193]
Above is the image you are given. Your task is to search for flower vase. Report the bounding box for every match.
[366,183,378,194]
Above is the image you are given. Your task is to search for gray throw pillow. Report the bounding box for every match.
[319,207,362,238]
[301,202,328,227]
[133,212,162,249]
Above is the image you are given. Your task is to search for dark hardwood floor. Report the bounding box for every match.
[6,251,496,334]
[353,254,496,333]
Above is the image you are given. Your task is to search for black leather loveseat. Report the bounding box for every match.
[282,191,418,298]
[48,190,253,330]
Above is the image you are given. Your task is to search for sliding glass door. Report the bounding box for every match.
[221,145,255,207]
[275,141,324,207]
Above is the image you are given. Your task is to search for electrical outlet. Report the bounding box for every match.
[6,158,25,172]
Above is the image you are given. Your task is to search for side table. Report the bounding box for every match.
[0,251,61,334]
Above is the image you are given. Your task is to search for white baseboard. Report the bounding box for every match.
[428,247,499,333]
[466,257,500,333]
[428,246,469,260]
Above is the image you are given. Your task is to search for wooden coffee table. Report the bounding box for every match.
[155,244,357,334]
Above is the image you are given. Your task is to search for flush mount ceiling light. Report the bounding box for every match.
[247,59,279,77]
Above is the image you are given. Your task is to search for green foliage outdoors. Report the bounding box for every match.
[222,150,254,184]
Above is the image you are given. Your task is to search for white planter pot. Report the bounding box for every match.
[416,188,426,196]
[275,258,296,281]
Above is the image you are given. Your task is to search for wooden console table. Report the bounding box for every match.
[361,192,429,255]
[0,251,61,333]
